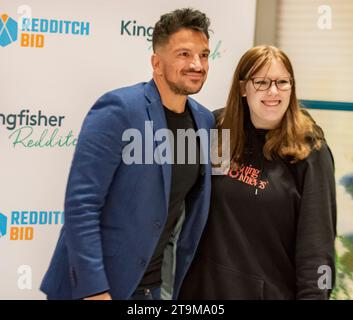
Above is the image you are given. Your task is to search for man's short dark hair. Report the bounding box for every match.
[152,8,211,52]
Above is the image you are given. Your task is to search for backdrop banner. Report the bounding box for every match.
[0,0,256,299]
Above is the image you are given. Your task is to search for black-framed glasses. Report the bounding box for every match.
[250,77,293,91]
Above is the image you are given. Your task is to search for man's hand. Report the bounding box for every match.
[84,292,112,300]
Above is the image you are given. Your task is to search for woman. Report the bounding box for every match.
[178,45,336,300]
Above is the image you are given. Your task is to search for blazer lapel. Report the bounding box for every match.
[187,98,210,173]
[144,80,172,211]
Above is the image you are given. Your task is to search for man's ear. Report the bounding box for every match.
[240,80,247,97]
[151,53,162,75]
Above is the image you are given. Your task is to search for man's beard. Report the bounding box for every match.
[165,73,205,95]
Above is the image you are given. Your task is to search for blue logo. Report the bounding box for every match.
[1,12,89,48]
[0,213,7,237]
[0,14,18,47]
[0,210,64,240]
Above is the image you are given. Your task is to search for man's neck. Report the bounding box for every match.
[153,75,187,113]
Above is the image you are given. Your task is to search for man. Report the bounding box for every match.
[40,8,214,300]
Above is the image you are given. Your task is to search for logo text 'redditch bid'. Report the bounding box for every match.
[0,12,90,48]
[0,211,64,240]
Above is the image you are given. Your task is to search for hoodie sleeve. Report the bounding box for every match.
[295,142,337,299]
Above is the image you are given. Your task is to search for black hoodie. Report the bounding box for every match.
[179,109,336,300]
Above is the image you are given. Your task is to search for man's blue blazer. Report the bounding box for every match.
[40,80,214,299]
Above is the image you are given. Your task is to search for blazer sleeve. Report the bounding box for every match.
[64,92,129,299]
[295,143,337,299]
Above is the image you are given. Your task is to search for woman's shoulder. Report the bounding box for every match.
[212,108,225,124]
[296,140,335,175]
[301,108,325,142]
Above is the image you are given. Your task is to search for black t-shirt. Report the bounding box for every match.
[138,103,201,288]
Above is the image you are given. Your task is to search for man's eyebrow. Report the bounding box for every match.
[173,48,211,53]
[174,48,192,52]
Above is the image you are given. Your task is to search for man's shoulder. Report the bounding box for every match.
[90,81,150,117]
[83,82,149,128]
[213,107,225,122]
[102,82,146,101]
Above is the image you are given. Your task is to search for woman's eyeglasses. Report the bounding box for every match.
[250,77,293,91]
